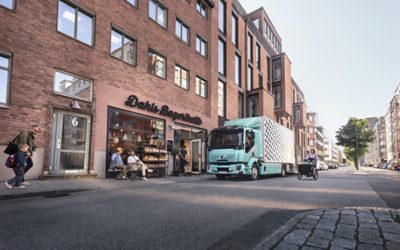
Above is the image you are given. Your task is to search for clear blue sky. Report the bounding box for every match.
[239,0,400,141]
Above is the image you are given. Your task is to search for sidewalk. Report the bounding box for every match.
[0,175,206,200]
[254,207,400,250]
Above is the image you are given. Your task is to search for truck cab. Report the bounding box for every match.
[208,125,261,179]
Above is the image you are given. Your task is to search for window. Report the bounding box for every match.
[218,80,226,117]
[248,94,259,117]
[272,58,282,82]
[258,75,262,89]
[0,0,14,10]
[195,76,207,98]
[256,43,260,69]
[218,0,226,33]
[273,86,282,107]
[57,0,94,46]
[234,53,241,86]
[175,19,189,44]
[252,19,259,29]
[126,0,137,7]
[247,33,253,62]
[196,36,207,57]
[267,56,271,91]
[218,38,226,75]
[0,54,11,105]
[110,28,136,65]
[232,13,238,46]
[265,22,269,37]
[247,66,253,91]
[196,0,207,17]
[174,65,189,90]
[149,0,167,28]
[238,92,244,118]
[53,70,93,101]
[294,106,300,123]
[148,50,166,78]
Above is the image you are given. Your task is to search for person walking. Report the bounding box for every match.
[13,124,42,185]
[179,145,189,175]
[5,144,30,189]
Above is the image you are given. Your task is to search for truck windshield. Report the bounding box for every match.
[209,128,243,150]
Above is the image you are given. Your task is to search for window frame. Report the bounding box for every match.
[196,0,207,18]
[256,43,261,70]
[247,65,253,91]
[218,37,226,76]
[195,76,208,98]
[231,12,238,47]
[0,0,15,10]
[196,35,208,58]
[53,69,93,102]
[234,53,241,87]
[247,33,253,62]
[0,52,12,107]
[175,18,190,45]
[218,0,226,34]
[217,79,226,118]
[148,0,168,28]
[148,49,167,79]
[174,64,190,90]
[238,91,244,118]
[110,26,137,66]
[56,0,95,47]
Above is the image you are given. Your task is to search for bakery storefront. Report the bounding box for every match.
[105,95,207,177]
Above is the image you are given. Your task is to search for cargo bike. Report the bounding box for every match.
[297,161,318,180]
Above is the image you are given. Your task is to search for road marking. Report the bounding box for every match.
[386,177,400,182]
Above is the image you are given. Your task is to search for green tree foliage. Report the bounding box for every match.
[336,118,375,170]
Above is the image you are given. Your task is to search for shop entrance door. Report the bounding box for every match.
[190,139,201,173]
[51,111,91,174]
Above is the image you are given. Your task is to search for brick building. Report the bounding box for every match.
[1,0,310,180]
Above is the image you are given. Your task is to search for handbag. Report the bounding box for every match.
[3,135,19,155]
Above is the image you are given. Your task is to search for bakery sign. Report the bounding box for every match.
[125,95,202,125]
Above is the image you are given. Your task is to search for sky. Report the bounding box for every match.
[239,0,400,141]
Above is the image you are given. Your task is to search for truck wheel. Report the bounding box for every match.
[216,174,226,180]
[251,164,259,180]
[281,165,287,177]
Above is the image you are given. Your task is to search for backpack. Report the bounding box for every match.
[5,154,17,168]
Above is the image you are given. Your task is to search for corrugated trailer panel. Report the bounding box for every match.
[261,117,295,164]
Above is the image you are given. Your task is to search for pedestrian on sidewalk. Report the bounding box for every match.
[13,124,42,186]
[5,144,30,189]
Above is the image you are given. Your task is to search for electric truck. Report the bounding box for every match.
[207,116,296,180]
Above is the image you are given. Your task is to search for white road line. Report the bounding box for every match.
[386,177,400,182]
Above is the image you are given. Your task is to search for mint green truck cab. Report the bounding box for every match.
[207,117,296,180]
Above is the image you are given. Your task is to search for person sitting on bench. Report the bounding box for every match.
[127,151,151,181]
[110,147,130,180]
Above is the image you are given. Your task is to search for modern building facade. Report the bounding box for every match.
[0,0,310,180]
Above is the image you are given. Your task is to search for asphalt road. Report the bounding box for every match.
[0,167,398,250]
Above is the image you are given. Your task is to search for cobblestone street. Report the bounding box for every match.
[255,207,400,250]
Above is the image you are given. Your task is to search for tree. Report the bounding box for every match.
[336,118,375,170]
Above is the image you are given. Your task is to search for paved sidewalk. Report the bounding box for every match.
[255,207,400,250]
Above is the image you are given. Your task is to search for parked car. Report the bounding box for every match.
[317,161,328,171]
[328,162,338,169]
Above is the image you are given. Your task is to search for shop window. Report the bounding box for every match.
[0,0,14,10]
[110,28,137,66]
[107,108,165,163]
[53,70,93,102]
[175,19,189,44]
[195,76,207,98]
[57,0,94,46]
[149,0,167,28]
[196,0,207,18]
[148,49,166,79]
[174,65,189,90]
[196,35,207,57]
[0,54,11,106]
